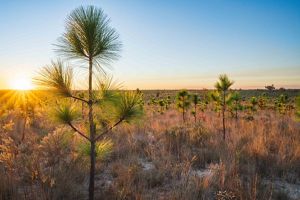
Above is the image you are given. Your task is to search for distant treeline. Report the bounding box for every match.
[0,89,299,101]
[140,89,300,100]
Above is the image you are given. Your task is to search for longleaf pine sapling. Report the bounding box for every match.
[214,74,234,140]
[176,90,191,123]
[34,6,143,200]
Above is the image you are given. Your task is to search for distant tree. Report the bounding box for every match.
[265,84,275,91]
[210,91,222,115]
[176,90,191,122]
[275,94,288,114]
[136,88,141,94]
[165,96,172,110]
[250,97,258,112]
[228,91,242,120]
[156,91,160,98]
[150,97,157,105]
[279,87,286,92]
[202,92,210,105]
[258,94,267,110]
[194,93,207,116]
[214,74,234,140]
[279,94,288,103]
[191,94,200,123]
[158,99,165,114]
[136,89,144,106]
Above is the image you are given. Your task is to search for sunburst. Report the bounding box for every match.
[9,77,34,91]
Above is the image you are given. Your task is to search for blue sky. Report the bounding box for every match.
[0,0,299,89]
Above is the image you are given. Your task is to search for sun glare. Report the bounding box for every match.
[10,77,34,91]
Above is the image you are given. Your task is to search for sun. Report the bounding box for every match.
[10,77,34,90]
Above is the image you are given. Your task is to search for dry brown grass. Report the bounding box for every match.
[1,102,300,199]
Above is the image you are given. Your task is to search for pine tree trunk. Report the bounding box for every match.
[88,58,95,200]
[89,140,96,200]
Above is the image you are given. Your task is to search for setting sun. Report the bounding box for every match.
[10,77,34,90]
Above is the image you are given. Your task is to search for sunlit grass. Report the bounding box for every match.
[0,90,39,110]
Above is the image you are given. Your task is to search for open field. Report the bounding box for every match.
[1,89,300,199]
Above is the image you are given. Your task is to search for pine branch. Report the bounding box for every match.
[68,122,91,141]
[94,117,124,142]
[71,95,89,104]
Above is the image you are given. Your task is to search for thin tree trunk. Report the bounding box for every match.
[89,140,96,200]
[88,58,96,200]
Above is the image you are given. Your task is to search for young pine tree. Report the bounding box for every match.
[258,94,267,110]
[250,97,258,112]
[165,96,172,110]
[34,6,143,200]
[176,90,191,123]
[158,99,165,114]
[276,94,288,114]
[191,94,200,123]
[214,74,234,140]
[228,91,242,120]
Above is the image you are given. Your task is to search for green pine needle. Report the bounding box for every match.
[34,60,73,97]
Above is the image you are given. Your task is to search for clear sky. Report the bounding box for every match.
[0,0,300,89]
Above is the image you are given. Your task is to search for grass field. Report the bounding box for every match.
[1,89,300,199]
